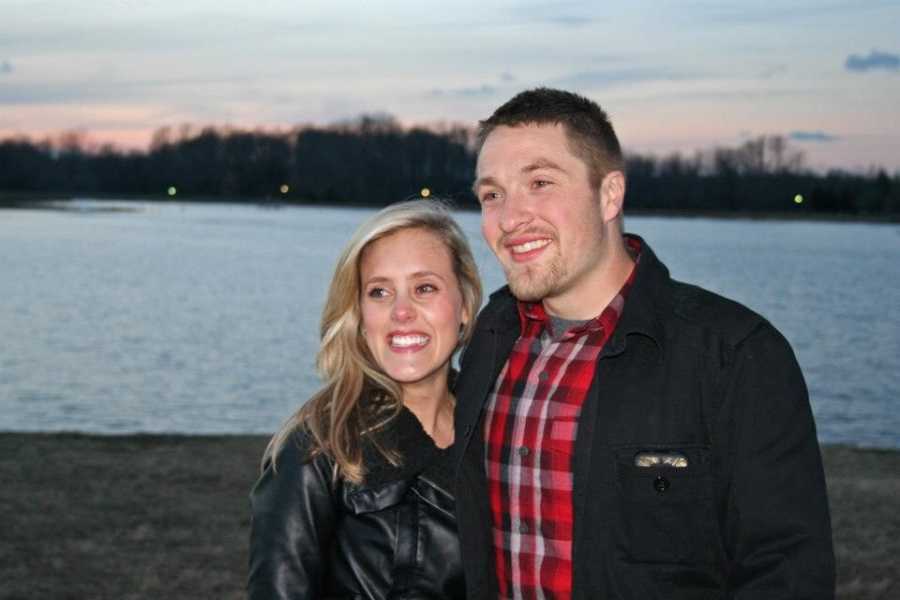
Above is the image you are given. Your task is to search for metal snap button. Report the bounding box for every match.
[653,475,670,494]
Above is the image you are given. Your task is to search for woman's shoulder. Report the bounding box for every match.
[264,427,334,481]
[251,427,339,516]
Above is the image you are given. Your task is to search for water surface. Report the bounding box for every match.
[1,200,897,447]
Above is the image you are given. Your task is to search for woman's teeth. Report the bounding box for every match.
[390,335,429,347]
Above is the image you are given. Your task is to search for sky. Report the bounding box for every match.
[2,0,899,172]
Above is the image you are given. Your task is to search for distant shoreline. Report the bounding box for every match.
[1,432,897,598]
[2,430,897,451]
[3,193,898,223]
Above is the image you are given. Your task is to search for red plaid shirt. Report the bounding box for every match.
[484,244,639,599]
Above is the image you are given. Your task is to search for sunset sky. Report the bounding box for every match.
[3,0,899,172]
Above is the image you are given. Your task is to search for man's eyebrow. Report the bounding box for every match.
[522,158,566,173]
[472,158,566,195]
[472,175,498,195]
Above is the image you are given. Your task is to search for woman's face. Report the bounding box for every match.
[359,227,468,396]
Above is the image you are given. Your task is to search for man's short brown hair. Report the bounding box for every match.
[476,87,624,187]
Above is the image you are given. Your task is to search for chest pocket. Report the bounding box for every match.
[345,480,410,515]
[343,480,419,597]
[544,399,581,456]
[611,444,719,566]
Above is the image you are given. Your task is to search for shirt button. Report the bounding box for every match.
[517,446,530,458]
[518,521,529,534]
[653,475,670,494]
[538,371,548,381]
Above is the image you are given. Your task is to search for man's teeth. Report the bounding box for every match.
[390,335,430,347]
[511,239,550,254]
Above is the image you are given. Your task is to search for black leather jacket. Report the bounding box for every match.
[248,407,464,599]
[453,236,835,599]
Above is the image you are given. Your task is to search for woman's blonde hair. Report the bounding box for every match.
[262,199,482,483]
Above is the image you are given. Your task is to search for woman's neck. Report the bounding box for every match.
[401,379,455,449]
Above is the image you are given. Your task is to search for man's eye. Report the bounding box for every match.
[533,179,552,188]
[480,191,501,203]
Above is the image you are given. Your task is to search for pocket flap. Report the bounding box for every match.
[345,479,412,514]
[613,445,712,501]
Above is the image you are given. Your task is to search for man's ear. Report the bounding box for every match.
[599,170,626,224]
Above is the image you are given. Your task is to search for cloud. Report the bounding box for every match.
[0,60,12,74]
[539,15,592,27]
[0,75,255,106]
[685,1,897,25]
[428,65,686,104]
[790,131,838,143]
[760,65,787,79]
[845,50,900,72]
[553,67,680,89]
[430,84,497,97]
[500,1,599,27]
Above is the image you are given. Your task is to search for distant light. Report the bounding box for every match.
[420,187,431,198]
[280,184,289,194]
[794,194,804,204]
[167,186,177,197]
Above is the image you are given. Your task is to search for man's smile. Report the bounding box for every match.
[503,235,553,263]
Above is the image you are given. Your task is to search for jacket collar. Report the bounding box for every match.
[359,404,451,491]
[480,233,669,356]
[482,285,520,334]
[602,233,667,357]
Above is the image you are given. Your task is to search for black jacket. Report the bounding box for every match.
[453,236,835,599]
[249,406,464,599]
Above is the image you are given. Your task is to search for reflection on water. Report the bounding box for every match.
[1,200,898,448]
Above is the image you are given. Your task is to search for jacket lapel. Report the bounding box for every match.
[455,286,520,456]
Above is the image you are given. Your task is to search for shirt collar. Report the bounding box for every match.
[516,237,642,338]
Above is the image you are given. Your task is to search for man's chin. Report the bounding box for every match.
[506,274,552,302]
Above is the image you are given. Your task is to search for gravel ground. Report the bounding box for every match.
[1,434,896,599]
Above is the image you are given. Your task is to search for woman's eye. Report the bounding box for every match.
[416,283,437,294]
[367,287,388,298]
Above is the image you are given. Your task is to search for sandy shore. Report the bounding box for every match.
[1,434,896,599]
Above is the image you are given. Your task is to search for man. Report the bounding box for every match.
[453,88,834,599]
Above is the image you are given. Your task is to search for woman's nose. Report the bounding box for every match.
[391,296,416,322]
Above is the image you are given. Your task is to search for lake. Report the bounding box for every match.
[1,200,898,448]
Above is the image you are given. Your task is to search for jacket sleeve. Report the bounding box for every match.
[723,323,835,599]
[248,431,338,600]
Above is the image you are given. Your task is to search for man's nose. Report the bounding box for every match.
[498,193,533,233]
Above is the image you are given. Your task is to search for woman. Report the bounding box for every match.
[248,200,482,599]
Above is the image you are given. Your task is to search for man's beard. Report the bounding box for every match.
[503,255,567,302]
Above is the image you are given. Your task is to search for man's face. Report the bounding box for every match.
[474,123,610,306]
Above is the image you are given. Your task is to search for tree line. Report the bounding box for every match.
[1,115,898,216]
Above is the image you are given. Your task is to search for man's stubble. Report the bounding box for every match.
[503,251,567,303]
